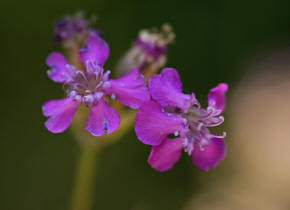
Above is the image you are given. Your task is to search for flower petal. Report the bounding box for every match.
[104,69,150,109]
[208,83,228,112]
[135,100,185,146]
[148,138,183,172]
[149,68,191,110]
[80,36,110,66]
[46,52,69,83]
[192,138,226,171]
[85,100,120,136]
[42,98,80,133]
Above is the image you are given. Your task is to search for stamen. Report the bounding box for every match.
[84,94,94,105]
[182,137,194,156]
[86,60,96,75]
[203,116,224,127]
[68,90,78,98]
[102,70,111,81]
[65,64,76,77]
[196,108,214,120]
[74,95,83,102]
[111,94,116,100]
[197,122,203,131]
[182,137,189,148]
[75,71,87,83]
[95,80,103,89]
[94,92,103,100]
[211,132,226,139]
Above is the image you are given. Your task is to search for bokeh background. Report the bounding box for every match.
[2,0,290,209]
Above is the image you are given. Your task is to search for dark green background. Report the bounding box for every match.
[1,0,290,209]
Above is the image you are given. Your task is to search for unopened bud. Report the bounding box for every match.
[115,24,175,79]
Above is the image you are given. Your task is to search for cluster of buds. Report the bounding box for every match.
[115,24,175,78]
[53,12,100,48]
[43,12,228,172]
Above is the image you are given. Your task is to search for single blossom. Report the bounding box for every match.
[135,68,228,171]
[115,24,175,76]
[43,35,150,136]
[53,11,100,44]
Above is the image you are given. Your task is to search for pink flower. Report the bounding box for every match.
[43,36,150,136]
[135,68,228,171]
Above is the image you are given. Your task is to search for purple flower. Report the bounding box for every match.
[53,12,100,44]
[43,35,150,136]
[133,37,167,63]
[135,68,228,171]
[115,24,175,76]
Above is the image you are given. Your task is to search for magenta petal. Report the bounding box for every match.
[104,69,150,109]
[148,138,183,172]
[135,100,185,146]
[46,52,69,82]
[192,138,226,171]
[208,83,228,112]
[149,68,191,110]
[85,100,120,136]
[42,98,80,133]
[80,36,110,66]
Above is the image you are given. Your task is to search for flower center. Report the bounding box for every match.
[179,102,225,155]
[65,62,111,106]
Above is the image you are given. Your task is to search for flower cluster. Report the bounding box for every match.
[115,24,175,77]
[53,12,100,45]
[135,68,228,171]
[43,14,228,172]
[43,35,149,136]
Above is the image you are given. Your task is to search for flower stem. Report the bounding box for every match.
[70,144,99,210]
[67,42,137,210]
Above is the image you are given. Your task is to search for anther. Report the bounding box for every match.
[102,70,111,81]
[74,95,83,102]
[94,92,103,100]
[84,94,94,105]
[111,94,116,100]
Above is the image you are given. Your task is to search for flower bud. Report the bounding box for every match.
[115,24,175,79]
[53,11,101,49]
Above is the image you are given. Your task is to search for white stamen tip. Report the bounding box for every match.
[74,95,83,102]
[94,92,103,100]
[84,94,94,104]
[197,122,203,131]
[68,90,77,98]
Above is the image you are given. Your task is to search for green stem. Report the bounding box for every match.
[70,144,99,210]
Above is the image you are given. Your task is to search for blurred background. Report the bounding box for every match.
[2,0,290,209]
